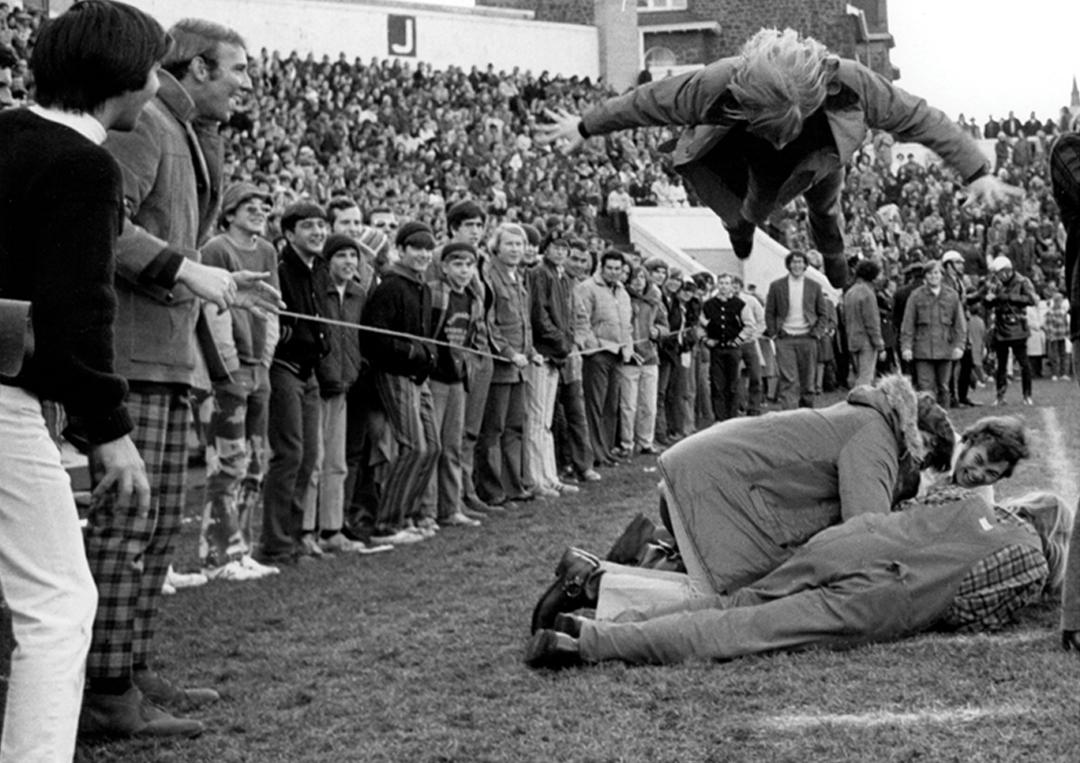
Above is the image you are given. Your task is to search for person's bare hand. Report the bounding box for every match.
[964,175,1023,210]
[177,259,237,313]
[232,271,284,319]
[535,108,585,152]
[90,435,150,516]
[510,352,528,368]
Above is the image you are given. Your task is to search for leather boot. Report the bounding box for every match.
[134,668,220,711]
[524,629,582,670]
[79,687,205,738]
[530,547,602,634]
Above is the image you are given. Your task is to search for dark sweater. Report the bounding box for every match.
[529,259,574,362]
[274,244,330,377]
[361,264,435,380]
[0,110,132,445]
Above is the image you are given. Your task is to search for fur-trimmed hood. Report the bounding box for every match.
[846,373,926,466]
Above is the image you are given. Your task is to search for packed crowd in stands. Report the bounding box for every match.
[0,3,1074,577]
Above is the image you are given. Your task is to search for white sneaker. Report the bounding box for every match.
[161,580,177,596]
[239,554,281,576]
[533,485,561,499]
[166,565,208,590]
[203,560,261,582]
[411,518,439,538]
[370,529,426,545]
[439,512,482,528]
[554,482,581,495]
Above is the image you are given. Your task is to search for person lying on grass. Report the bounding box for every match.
[525,492,1069,669]
[531,373,1028,634]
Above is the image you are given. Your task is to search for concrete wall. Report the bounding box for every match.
[126,0,599,79]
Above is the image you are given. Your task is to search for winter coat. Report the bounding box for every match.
[658,374,927,595]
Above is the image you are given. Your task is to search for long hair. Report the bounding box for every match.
[729,28,832,148]
[1005,492,1074,600]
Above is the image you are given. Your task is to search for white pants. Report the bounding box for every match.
[523,362,560,490]
[616,364,659,451]
[0,385,97,762]
[306,396,345,533]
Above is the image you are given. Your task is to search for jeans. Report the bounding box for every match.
[523,362,561,490]
[582,351,620,463]
[261,364,320,556]
[993,338,1033,399]
[774,335,818,409]
[708,346,741,421]
[421,380,466,520]
[476,380,526,502]
[913,358,954,407]
[616,363,660,450]
[0,385,97,761]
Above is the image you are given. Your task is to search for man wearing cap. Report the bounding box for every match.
[258,202,330,564]
[308,232,389,554]
[422,241,487,527]
[85,17,281,736]
[327,196,377,295]
[363,221,441,543]
[198,182,282,581]
[444,200,495,515]
[985,255,1038,405]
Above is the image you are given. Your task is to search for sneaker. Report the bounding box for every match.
[533,485,561,499]
[165,566,208,590]
[298,533,325,557]
[580,469,602,482]
[161,580,177,596]
[203,560,261,582]
[637,445,664,455]
[320,532,393,554]
[1023,396,1034,406]
[133,669,220,711]
[413,517,440,537]
[1052,375,1059,381]
[370,528,426,545]
[1063,375,1072,381]
[239,554,281,577]
[554,482,581,495]
[79,687,204,738]
[439,511,482,528]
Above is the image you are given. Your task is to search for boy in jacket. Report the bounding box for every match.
[363,221,441,544]
[421,242,487,527]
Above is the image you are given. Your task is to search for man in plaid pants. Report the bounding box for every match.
[82,19,279,738]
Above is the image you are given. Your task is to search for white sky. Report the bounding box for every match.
[888,1,1080,125]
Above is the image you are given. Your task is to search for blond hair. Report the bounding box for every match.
[488,222,527,254]
[730,28,832,148]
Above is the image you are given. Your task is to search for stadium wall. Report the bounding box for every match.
[125,0,600,79]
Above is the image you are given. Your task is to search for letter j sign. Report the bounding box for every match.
[388,15,416,57]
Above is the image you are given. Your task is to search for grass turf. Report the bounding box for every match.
[5,378,1080,762]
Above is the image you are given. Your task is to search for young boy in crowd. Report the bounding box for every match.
[422,242,488,527]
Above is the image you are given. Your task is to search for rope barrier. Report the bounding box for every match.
[277,309,634,362]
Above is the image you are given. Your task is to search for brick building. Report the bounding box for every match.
[480,0,897,90]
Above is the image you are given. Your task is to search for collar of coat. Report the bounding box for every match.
[847,373,926,466]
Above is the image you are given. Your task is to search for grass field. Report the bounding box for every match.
[8,378,1080,762]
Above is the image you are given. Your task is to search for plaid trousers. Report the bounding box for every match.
[85,388,189,678]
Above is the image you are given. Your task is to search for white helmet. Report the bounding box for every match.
[990,255,1013,273]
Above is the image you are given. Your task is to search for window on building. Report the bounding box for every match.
[637,0,689,11]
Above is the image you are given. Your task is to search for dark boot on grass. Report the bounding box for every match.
[530,547,602,634]
[134,668,220,712]
[524,629,582,670]
[79,687,205,738]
